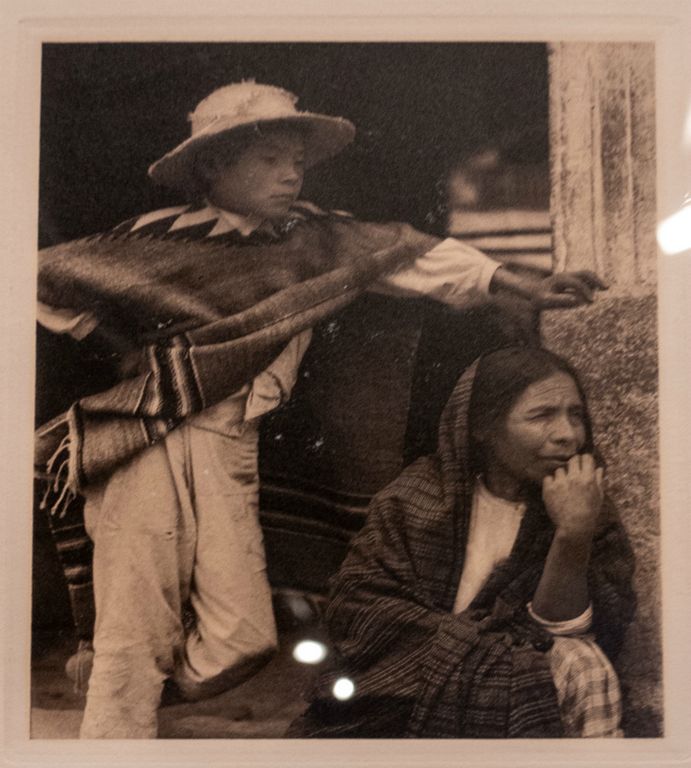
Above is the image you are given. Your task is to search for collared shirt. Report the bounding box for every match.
[37,202,502,425]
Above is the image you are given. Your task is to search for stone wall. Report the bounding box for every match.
[542,42,662,736]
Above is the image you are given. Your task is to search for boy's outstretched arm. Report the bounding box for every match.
[371,236,607,310]
[489,267,608,309]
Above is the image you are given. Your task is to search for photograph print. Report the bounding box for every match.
[32,40,662,740]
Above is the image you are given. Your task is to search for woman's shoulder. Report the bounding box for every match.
[365,456,451,529]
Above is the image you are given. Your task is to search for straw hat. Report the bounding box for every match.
[148,81,356,191]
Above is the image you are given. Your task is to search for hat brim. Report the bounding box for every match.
[148,113,356,191]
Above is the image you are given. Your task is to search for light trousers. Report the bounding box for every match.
[80,398,276,738]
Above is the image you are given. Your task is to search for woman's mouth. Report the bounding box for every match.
[541,456,572,471]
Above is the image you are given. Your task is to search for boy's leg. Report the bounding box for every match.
[172,419,278,701]
[80,437,196,739]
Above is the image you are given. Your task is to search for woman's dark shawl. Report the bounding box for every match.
[290,359,636,738]
[35,211,438,499]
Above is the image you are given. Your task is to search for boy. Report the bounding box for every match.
[36,81,605,738]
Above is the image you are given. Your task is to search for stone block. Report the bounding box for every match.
[541,293,662,736]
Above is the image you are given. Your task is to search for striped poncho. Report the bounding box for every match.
[35,205,438,637]
[36,205,438,502]
[289,357,636,738]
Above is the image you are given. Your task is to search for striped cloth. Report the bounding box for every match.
[43,493,94,639]
[36,204,438,500]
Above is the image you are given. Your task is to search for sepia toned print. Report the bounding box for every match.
[32,41,661,739]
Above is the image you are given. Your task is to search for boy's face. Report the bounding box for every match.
[204,128,306,220]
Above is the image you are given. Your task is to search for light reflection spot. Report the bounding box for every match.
[657,202,691,255]
[332,677,355,700]
[293,640,327,665]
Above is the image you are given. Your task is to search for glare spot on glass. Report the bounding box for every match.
[332,677,355,700]
[657,200,691,255]
[292,639,327,665]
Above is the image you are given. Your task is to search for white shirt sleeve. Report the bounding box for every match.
[369,237,502,308]
[244,329,314,421]
[527,601,594,636]
[36,301,99,340]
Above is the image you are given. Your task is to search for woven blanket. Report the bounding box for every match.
[36,208,438,503]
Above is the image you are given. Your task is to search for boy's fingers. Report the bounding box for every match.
[570,270,610,290]
[534,292,581,309]
[550,274,595,302]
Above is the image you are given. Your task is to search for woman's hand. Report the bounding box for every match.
[542,453,604,539]
[532,455,602,621]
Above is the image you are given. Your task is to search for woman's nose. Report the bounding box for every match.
[549,413,580,445]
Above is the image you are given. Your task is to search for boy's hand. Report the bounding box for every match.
[542,454,604,539]
[490,267,608,308]
[529,271,609,309]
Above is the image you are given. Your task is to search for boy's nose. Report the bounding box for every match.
[280,162,303,185]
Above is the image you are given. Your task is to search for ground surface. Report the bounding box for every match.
[31,626,320,739]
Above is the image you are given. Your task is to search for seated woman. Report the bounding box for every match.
[289,346,636,738]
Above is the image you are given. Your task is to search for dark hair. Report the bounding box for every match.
[467,346,594,476]
[188,122,310,199]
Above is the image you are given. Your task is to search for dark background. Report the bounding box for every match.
[39,42,548,247]
[35,42,549,627]
[37,42,548,424]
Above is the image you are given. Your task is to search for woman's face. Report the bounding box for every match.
[482,372,587,499]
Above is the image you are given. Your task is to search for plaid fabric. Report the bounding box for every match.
[549,636,623,737]
[290,358,636,738]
